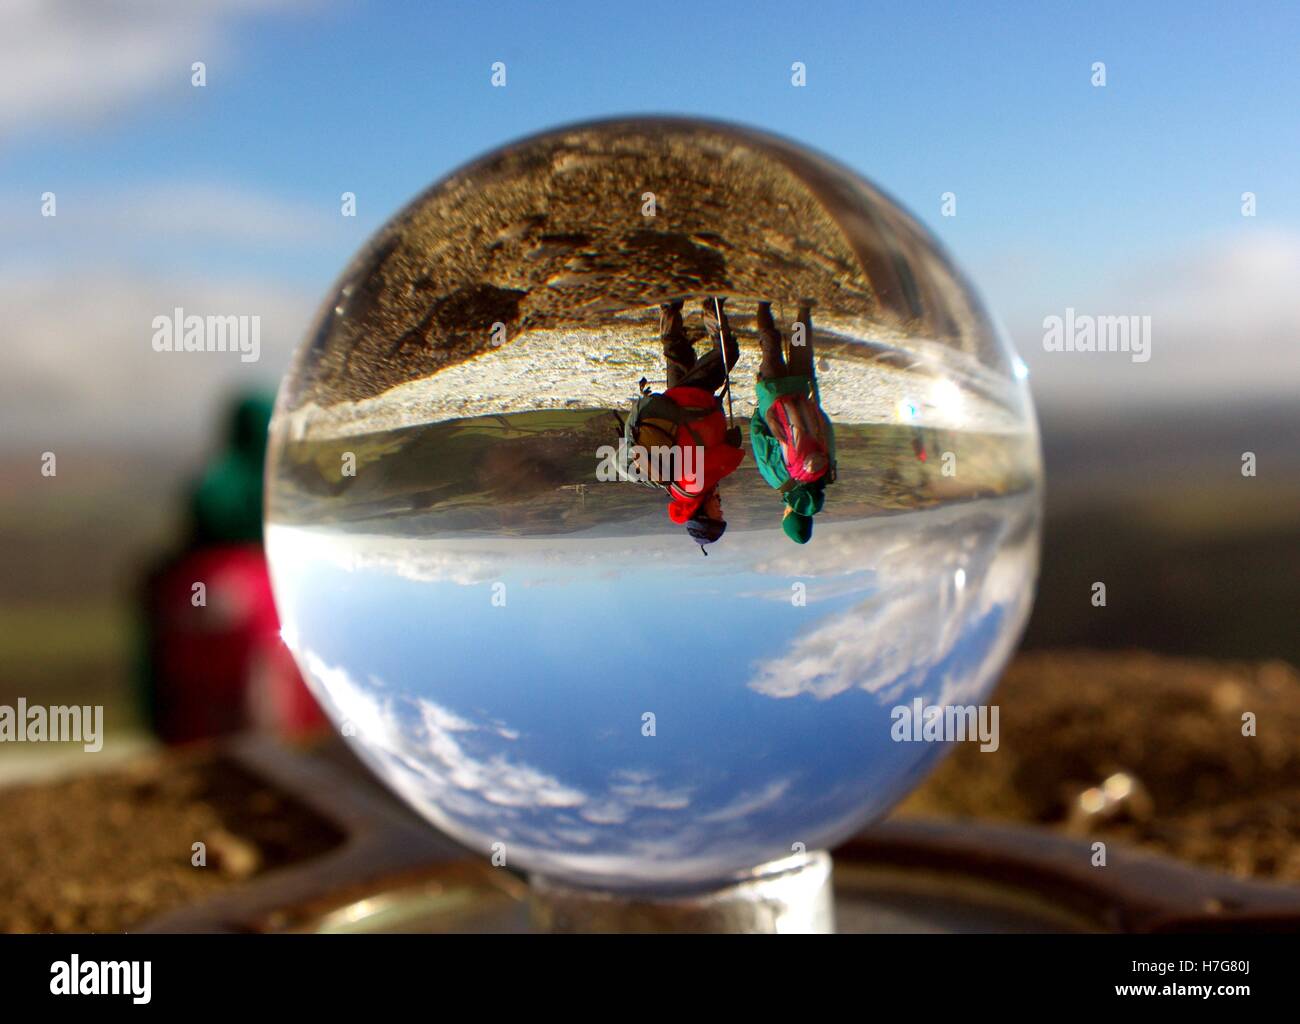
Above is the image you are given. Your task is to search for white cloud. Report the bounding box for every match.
[746,493,1038,703]
[0,0,311,141]
[298,647,589,817]
[3,184,332,246]
[696,778,791,824]
[290,646,820,886]
[0,1,341,453]
[606,769,693,811]
[0,266,314,447]
[748,585,961,702]
[1011,230,1300,410]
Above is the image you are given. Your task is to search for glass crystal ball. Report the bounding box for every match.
[266,117,1042,891]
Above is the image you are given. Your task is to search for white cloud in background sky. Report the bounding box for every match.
[0,0,1295,451]
[1007,229,1300,415]
[1,0,324,451]
[0,0,307,140]
[0,267,313,447]
[2,184,332,248]
[6,228,1296,447]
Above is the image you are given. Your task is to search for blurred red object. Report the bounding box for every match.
[140,543,325,743]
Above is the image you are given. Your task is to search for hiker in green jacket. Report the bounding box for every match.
[750,301,836,545]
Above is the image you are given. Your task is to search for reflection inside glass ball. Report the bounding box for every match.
[266,118,1042,890]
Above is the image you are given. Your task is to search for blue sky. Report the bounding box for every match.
[12,1,1298,277]
[2,0,1297,446]
[266,492,1032,884]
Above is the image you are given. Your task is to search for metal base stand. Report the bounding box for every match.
[528,850,835,933]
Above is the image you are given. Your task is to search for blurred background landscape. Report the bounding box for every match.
[1,3,1298,924]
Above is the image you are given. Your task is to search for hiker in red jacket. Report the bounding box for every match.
[623,298,745,551]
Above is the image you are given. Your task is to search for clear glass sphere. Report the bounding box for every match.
[266,117,1042,891]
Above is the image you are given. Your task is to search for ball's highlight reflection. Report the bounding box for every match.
[266,118,1042,890]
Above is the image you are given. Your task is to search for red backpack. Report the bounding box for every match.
[768,392,831,484]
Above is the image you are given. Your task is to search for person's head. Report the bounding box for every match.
[686,493,727,554]
[781,505,813,544]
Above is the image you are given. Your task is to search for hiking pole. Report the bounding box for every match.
[714,296,735,427]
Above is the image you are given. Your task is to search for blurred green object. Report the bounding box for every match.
[190,394,274,544]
